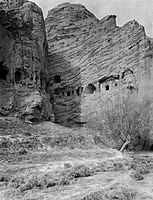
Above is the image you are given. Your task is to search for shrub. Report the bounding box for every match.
[64,164,94,179]
[130,170,143,181]
[18,164,94,192]
[81,183,136,200]
[18,148,27,155]
[64,163,72,168]
[18,175,46,192]
[9,176,25,188]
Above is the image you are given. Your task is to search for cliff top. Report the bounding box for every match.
[46,3,148,34]
[47,2,98,22]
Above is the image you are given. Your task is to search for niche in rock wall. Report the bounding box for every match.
[84,84,96,94]
[15,68,22,83]
[76,87,82,95]
[121,69,133,79]
[0,61,9,81]
[105,85,109,91]
[67,91,71,96]
[54,88,60,95]
[54,75,61,83]
[127,85,135,91]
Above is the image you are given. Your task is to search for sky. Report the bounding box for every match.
[32,0,153,37]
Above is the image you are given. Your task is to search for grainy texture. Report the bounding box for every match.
[0,0,54,122]
[45,3,153,124]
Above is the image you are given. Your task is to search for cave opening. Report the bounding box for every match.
[121,69,133,79]
[67,91,71,96]
[76,87,81,95]
[15,68,22,83]
[105,85,109,91]
[0,61,9,81]
[54,75,61,83]
[84,84,96,94]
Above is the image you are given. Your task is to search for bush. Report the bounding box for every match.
[81,183,136,200]
[18,148,27,155]
[9,176,25,188]
[130,170,144,181]
[62,164,94,180]
[64,163,72,169]
[18,164,94,192]
[18,175,46,192]
[106,183,136,199]
[72,164,94,178]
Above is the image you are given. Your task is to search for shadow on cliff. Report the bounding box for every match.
[46,52,83,127]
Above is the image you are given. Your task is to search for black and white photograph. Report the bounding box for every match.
[0,0,153,199]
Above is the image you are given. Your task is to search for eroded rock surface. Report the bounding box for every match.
[0,0,54,122]
[45,3,153,124]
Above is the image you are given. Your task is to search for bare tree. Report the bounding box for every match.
[89,94,153,151]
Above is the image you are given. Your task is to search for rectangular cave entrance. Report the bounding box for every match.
[15,68,22,84]
[0,61,9,81]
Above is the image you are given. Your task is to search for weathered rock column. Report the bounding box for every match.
[0,0,54,122]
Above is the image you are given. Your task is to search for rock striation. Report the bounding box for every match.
[45,3,153,124]
[0,0,54,122]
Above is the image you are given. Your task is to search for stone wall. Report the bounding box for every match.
[46,3,153,125]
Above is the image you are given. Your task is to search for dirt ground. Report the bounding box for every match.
[0,117,153,200]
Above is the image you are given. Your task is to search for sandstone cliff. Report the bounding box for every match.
[45,3,153,124]
[0,0,54,122]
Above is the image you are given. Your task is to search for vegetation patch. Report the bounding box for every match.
[81,183,137,200]
[5,164,94,193]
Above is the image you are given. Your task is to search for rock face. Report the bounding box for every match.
[45,3,153,124]
[0,0,54,122]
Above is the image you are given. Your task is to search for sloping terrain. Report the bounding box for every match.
[0,117,153,200]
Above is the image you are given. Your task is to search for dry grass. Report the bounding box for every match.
[0,118,153,200]
[1,164,94,194]
[81,183,137,200]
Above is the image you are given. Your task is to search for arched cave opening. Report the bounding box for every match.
[76,87,81,95]
[84,84,96,94]
[105,85,109,91]
[0,61,9,81]
[121,69,133,79]
[15,68,22,83]
[54,75,61,83]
